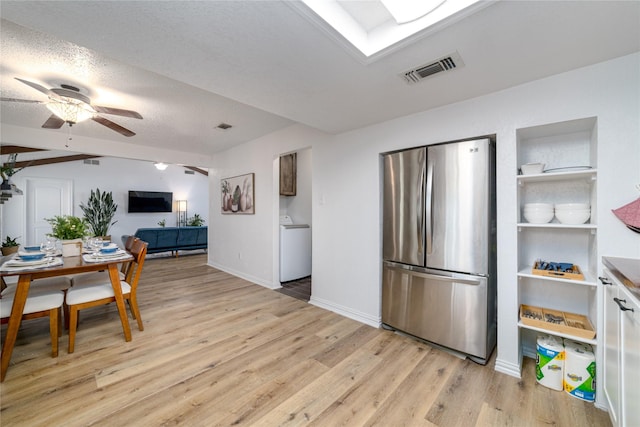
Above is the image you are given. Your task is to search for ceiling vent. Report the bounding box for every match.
[401,52,464,84]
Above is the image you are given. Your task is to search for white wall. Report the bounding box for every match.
[2,157,209,246]
[207,53,640,381]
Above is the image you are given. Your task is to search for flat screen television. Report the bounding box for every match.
[128,190,173,213]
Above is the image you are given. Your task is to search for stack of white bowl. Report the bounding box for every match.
[523,203,554,223]
[555,203,591,224]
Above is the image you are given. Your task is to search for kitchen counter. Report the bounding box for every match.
[603,256,640,300]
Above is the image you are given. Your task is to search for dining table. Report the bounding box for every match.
[0,250,133,381]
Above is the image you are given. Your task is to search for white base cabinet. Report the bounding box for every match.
[602,265,640,427]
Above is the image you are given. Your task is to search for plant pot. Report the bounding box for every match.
[61,239,83,257]
[1,246,19,256]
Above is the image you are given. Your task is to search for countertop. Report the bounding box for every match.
[603,256,640,299]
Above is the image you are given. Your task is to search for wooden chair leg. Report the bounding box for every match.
[128,296,144,331]
[63,302,70,330]
[68,306,78,354]
[49,308,59,357]
[57,307,63,338]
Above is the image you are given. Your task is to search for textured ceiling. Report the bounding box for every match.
[1,0,639,162]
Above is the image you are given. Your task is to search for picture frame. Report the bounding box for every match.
[221,173,254,214]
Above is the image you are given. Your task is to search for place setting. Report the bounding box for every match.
[82,237,130,263]
[0,247,62,272]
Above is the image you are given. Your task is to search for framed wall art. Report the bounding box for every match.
[221,173,254,214]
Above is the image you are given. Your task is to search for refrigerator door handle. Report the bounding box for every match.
[386,265,482,286]
[417,166,425,258]
[425,158,434,255]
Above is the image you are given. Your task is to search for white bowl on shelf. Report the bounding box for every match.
[524,203,553,210]
[555,209,591,224]
[555,203,590,211]
[523,210,554,224]
[520,163,545,175]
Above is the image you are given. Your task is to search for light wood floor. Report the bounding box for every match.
[1,254,611,426]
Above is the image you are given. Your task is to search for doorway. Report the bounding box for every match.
[277,147,312,301]
[25,177,73,246]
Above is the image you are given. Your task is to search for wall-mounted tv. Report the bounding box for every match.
[128,190,173,213]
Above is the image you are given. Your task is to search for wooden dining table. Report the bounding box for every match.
[0,252,133,381]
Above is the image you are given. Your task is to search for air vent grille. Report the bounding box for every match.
[83,159,100,165]
[401,52,464,84]
[184,170,195,175]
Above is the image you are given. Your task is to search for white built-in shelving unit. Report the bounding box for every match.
[515,117,599,351]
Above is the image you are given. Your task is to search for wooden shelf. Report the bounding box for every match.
[517,266,597,286]
[518,321,597,345]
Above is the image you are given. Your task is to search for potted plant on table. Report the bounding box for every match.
[1,235,19,256]
[79,188,118,240]
[45,215,89,257]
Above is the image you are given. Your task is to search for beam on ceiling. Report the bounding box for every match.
[185,166,209,176]
[1,145,46,155]
[14,154,101,169]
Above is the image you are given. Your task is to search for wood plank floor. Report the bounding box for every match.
[1,254,611,426]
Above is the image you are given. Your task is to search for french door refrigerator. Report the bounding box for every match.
[382,137,496,364]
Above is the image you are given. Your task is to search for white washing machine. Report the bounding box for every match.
[279,215,311,282]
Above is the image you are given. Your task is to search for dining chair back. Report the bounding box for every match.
[2,276,71,296]
[65,239,148,353]
[0,289,65,357]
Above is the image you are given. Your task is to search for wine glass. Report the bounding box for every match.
[40,237,57,255]
[93,237,103,255]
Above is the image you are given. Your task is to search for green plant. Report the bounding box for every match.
[0,154,23,181]
[2,235,19,247]
[79,188,118,237]
[158,219,166,227]
[46,215,89,240]
[187,214,205,226]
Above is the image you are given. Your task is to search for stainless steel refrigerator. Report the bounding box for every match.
[382,136,496,364]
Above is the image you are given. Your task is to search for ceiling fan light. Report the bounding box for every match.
[154,162,168,171]
[46,98,95,124]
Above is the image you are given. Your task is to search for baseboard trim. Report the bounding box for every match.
[309,296,380,328]
[207,261,277,289]
[494,357,522,379]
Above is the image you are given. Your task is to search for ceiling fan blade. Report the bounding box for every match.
[15,77,53,97]
[92,115,136,137]
[42,114,65,129]
[0,97,44,104]
[92,105,143,119]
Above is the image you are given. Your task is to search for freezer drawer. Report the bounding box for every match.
[382,262,491,362]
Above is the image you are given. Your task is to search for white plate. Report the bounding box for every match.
[5,257,53,266]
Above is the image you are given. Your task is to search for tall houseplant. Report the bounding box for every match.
[79,188,118,238]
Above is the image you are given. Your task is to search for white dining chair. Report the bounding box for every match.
[0,289,65,357]
[65,239,148,353]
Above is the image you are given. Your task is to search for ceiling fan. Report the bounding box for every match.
[1,77,142,137]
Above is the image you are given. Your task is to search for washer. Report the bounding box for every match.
[279,215,311,282]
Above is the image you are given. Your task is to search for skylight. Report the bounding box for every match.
[298,0,491,60]
[380,0,447,24]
